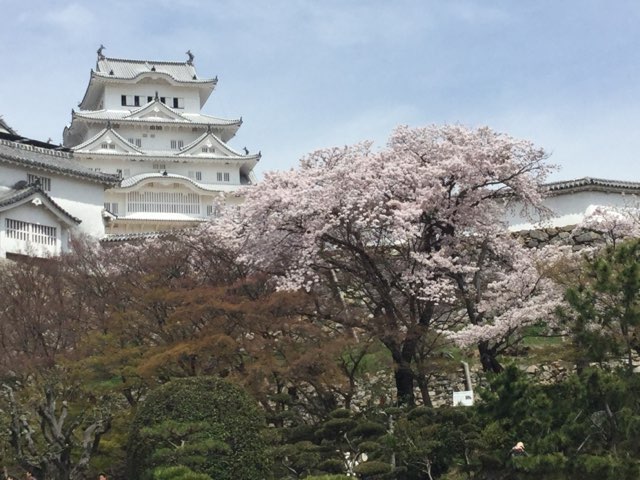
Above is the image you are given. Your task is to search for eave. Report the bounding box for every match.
[79,70,216,110]
[0,184,82,225]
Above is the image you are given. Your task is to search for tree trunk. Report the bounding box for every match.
[394,361,415,406]
[478,341,503,373]
[416,373,433,407]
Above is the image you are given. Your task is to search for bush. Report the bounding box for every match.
[354,460,393,478]
[126,376,269,480]
[152,465,212,480]
[305,476,351,480]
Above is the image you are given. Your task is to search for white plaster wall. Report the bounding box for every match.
[0,203,67,258]
[49,176,107,237]
[103,83,200,112]
[506,190,638,231]
[104,181,236,220]
[83,125,205,152]
[0,163,107,237]
[75,154,242,185]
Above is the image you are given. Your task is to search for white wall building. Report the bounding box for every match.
[0,132,119,258]
[507,177,640,231]
[63,48,260,236]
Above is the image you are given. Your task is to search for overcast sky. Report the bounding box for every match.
[1,0,639,182]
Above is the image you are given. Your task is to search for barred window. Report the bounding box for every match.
[206,204,221,217]
[104,202,119,215]
[27,174,51,191]
[127,191,201,215]
[5,219,56,245]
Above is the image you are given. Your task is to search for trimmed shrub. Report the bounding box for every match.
[127,376,269,480]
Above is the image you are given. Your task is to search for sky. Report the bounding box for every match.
[0,0,639,182]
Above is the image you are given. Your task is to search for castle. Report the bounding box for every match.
[64,47,260,237]
[0,48,638,258]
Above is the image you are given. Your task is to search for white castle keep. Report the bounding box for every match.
[63,47,260,236]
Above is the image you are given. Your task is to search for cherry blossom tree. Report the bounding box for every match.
[226,124,560,405]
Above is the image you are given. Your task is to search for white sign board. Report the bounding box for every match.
[453,390,474,406]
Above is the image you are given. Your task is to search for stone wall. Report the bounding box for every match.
[516,225,605,249]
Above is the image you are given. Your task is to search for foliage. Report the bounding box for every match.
[561,238,640,370]
[304,476,351,480]
[0,370,112,480]
[271,408,391,478]
[473,365,640,480]
[151,465,212,480]
[126,376,269,480]
[392,406,480,479]
[230,124,558,404]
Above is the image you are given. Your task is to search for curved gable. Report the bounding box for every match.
[178,131,243,157]
[72,127,145,154]
[126,99,189,123]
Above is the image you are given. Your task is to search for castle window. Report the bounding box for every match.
[195,171,202,181]
[223,172,230,182]
[170,140,184,150]
[27,174,51,191]
[206,205,221,217]
[128,138,142,147]
[104,202,119,215]
[152,163,166,170]
[201,146,215,153]
[172,97,184,109]
[160,97,166,104]
[6,219,56,246]
[127,191,201,215]
[121,95,139,107]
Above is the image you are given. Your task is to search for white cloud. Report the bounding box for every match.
[43,3,96,34]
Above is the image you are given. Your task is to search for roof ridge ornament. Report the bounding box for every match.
[186,50,194,65]
[97,44,106,60]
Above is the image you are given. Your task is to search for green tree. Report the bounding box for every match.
[127,376,269,480]
[562,238,640,371]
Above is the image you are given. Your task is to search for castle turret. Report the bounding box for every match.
[64,48,260,235]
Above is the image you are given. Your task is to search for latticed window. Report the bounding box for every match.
[127,191,201,215]
[206,204,222,217]
[5,219,57,245]
[27,174,51,191]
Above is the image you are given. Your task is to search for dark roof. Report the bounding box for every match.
[0,116,17,135]
[95,56,215,84]
[544,177,640,195]
[0,183,81,224]
[0,132,119,186]
[100,231,173,243]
